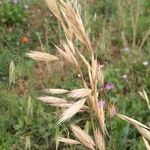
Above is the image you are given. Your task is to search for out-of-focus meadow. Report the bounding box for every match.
[0,0,150,149]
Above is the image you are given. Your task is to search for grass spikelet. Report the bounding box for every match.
[58,137,81,145]
[142,137,150,150]
[44,0,60,20]
[70,125,95,150]
[38,96,67,105]
[94,128,105,150]
[91,58,97,83]
[61,41,78,67]
[117,114,150,130]
[44,88,68,94]
[138,89,150,110]
[67,88,92,99]
[56,45,76,65]
[97,63,104,86]
[26,51,58,62]
[59,0,92,52]
[58,99,86,124]
[77,50,91,68]
[136,126,150,141]
[66,38,75,54]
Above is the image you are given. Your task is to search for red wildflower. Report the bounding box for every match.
[21,36,29,43]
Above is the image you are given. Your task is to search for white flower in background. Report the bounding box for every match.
[143,61,149,66]
[0,1,2,4]
[24,4,29,9]
[122,74,127,79]
[123,47,129,52]
[77,74,81,78]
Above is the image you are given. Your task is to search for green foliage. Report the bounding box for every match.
[0,0,27,27]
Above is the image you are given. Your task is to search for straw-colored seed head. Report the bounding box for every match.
[59,0,93,52]
[58,98,86,124]
[136,126,150,141]
[94,128,105,150]
[38,96,67,104]
[117,114,150,130]
[70,125,95,150]
[142,137,150,150]
[44,88,68,94]
[67,88,92,99]
[44,0,61,20]
[58,137,81,145]
[26,51,58,62]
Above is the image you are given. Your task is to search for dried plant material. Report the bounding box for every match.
[58,102,88,110]
[16,77,28,96]
[77,50,91,68]
[117,114,150,130]
[67,88,92,99]
[44,0,60,20]
[97,103,106,136]
[94,129,105,150]
[70,125,95,150]
[44,88,68,94]
[136,126,150,141]
[66,38,75,54]
[138,89,150,110]
[88,64,94,90]
[61,41,78,67]
[33,61,50,90]
[58,137,81,144]
[59,0,92,52]
[58,99,86,124]
[26,51,58,62]
[56,45,77,65]
[142,137,150,150]
[38,96,67,104]
[97,64,104,86]
[91,58,97,83]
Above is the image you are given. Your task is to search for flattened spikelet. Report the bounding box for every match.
[142,137,150,150]
[138,89,150,110]
[58,137,81,144]
[59,0,92,52]
[44,88,68,94]
[136,126,150,141]
[97,64,104,86]
[58,99,86,124]
[56,45,75,65]
[117,114,150,130]
[26,51,58,62]
[62,41,78,66]
[44,0,60,19]
[68,88,91,99]
[38,96,67,104]
[70,125,95,150]
[94,129,105,150]
[77,50,91,68]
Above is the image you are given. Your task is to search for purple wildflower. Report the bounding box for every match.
[109,105,117,117]
[104,83,115,91]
